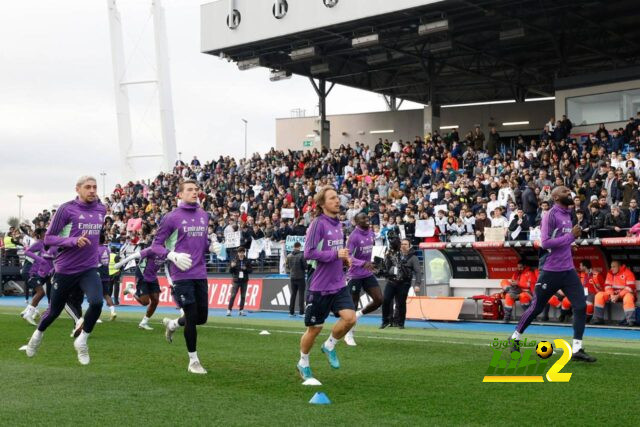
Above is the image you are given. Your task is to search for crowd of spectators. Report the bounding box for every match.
[6,112,640,265]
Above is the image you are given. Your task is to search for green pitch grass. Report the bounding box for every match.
[1,307,638,426]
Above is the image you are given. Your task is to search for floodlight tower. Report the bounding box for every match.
[106,0,178,181]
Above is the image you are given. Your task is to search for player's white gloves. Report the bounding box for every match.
[113,252,141,270]
[167,251,192,271]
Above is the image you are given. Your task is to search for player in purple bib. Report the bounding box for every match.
[153,180,211,375]
[297,187,356,383]
[343,212,383,346]
[21,228,48,325]
[22,176,106,365]
[117,226,166,330]
[509,186,596,363]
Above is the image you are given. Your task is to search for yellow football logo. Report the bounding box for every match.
[536,341,554,359]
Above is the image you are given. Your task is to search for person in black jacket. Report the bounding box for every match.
[285,242,307,316]
[508,208,531,240]
[226,247,253,316]
[521,182,538,226]
[380,239,422,329]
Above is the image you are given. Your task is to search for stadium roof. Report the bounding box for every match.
[203,0,640,105]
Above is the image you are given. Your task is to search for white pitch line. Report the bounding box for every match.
[2,311,638,357]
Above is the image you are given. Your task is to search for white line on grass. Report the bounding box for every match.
[2,311,638,357]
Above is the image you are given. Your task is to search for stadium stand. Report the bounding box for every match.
[8,115,640,261]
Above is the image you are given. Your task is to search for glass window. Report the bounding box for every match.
[566,88,640,126]
[423,249,452,284]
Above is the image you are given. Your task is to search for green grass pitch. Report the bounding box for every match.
[1,307,638,426]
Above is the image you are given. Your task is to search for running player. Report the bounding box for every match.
[508,186,596,362]
[22,176,106,365]
[343,212,382,346]
[154,180,210,374]
[21,228,48,325]
[549,260,604,323]
[98,233,117,321]
[116,239,166,330]
[297,187,356,381]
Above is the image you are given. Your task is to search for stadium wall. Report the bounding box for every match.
[555,78,640,134]
[275,100,553,151]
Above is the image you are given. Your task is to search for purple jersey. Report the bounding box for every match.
[304,214,346,294]
[44,198,106,275]
[37,246,57,277]
[151,202,209,281]
[98,245,110,268]
[24,241,45,278]
[138,247,165,282]
[540,204,575,272]
[347,226,375,280]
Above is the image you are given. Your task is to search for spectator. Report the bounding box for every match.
[508,208,531,240]
[604,205,627,237]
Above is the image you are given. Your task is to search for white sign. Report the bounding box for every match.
[430,192,439,201]
[450,235,476,243]
[434,204,448,214]
[415,219,436,237]
[484,227,506,242]
[224,230,241,248]
[281,208,295,219]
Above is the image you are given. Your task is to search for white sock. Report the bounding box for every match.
[141,316,149,324]
[324,334,338,351]
[32,330,43,340]
[356,310,363,319]
[188,351,199,362]
[298,351,310,368]
[511,331,522,340]
[77,331,90,345]
[110,306,116,314]
[27,305,36,314]
[171,319,181,330]
[572,339,582,353]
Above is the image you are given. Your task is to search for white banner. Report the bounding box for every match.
[449,235,476,243]
[224,230,241,248]
[281,208,295,219]
[248,238,264,259]
[484,227,506,242]
[434,204,448,213]
[415,219,436,237]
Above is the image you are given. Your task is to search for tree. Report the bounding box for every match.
[7,217,19,229]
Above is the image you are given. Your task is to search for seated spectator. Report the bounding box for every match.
[593,261,637,326]
[501,262,537,323]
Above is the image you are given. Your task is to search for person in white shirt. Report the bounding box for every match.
[487,193,501,216]
[390,140,401,153]
[497,180,515,207]
[490,207,510,228]
[343,161,355,176]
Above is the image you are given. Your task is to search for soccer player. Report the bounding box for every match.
[592,260,636,326]
[22,176,106,365]
[297,187,356,381]
[116,241,166,330]
[98,233,117,321]
[155,180,211,374]
[344,212,382,346]
[21,228,48,325]
[508,186,596,362]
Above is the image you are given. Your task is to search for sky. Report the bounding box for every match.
[0,0,423,231]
